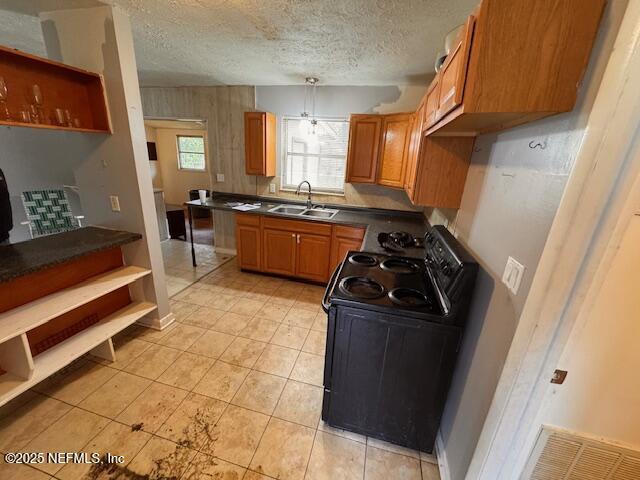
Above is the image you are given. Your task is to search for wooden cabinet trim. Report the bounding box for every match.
[235,212,261,226]
[333,225,366,241]
[262,216,332,236]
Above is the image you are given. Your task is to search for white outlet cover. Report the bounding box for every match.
[502,256,525,295]
[109,195,120,212]
[216,173,225,182]
[269,183,276,193]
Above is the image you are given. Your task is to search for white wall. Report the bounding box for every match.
[540,214,640,448]
[154,127,210,205]
[39,6,171,327]
[426,2,629,479]
[0,128,85,243]
[255,85,426,210]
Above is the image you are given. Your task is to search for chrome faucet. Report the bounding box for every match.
[296,181,313,209]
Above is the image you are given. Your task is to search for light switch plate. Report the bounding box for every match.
[109,195,120,212]
[216,173,225,182]
[269,183,276,193]
[502,256,525,295]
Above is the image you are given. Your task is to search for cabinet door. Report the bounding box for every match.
[346,115,383,183]
[377,113,412,188]
[263,228,297,276]
[325,307,460,452]
[404,108,424,199]
[236,225,261,271]
[296,232,332,283]
[245,112,276,176]
[423,79,440,129]
[329,237,362,274]
[436,16,475,120]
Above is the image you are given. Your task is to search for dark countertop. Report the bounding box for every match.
[0,227,142,283]
[186,192,429,258]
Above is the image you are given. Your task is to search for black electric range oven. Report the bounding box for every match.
[321,225,478,453]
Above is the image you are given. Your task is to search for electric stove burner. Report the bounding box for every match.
[339,276,385,299]
[348,254,378,267]
[388,288,430,307]
[379,257,421,274]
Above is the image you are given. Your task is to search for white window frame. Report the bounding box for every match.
[280,116,348,196]
[176,134,207,172]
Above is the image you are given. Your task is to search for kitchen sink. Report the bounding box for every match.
[268,204,307,215]
[268,204,339,220]
[300,208,339,219]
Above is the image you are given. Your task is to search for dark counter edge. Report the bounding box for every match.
[186,191,431,257]
[0,226,143,284]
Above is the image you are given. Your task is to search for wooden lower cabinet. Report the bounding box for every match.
[263,228,297,276]
[329,225,366,274]
[236,214,263,272]
[235,214,364,283]
[296,233,332,282]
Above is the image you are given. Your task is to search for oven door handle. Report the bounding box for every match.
[322,266,340,313]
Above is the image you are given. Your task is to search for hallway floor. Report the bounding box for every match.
[0,260,440,480]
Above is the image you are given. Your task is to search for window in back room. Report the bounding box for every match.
[177,135,206,171]
[281,116,349,195]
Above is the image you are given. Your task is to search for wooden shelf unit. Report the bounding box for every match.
[0,45,111,133]
[0,265,154,406]
[0,301,156,404]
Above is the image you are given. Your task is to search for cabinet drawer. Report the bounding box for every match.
[263,216,332,236]
[236,213,261,226]
[334,225,365,241]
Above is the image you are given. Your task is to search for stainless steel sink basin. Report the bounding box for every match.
[300,208,339,219]
[268,204,307,215]
[268,204,339,220]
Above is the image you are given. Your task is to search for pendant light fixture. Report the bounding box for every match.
[300,77,319,138]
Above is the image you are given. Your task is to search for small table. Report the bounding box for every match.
[166,205,186,240]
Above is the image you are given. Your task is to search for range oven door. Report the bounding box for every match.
[321,266,340,421]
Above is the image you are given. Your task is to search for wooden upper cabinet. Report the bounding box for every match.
[377,113,413,189]
[404,106,424,198]
[424,0,605,136]
[296,233,332,283]
[423,79,440,130]
[346,114,383,183]
[410,136,475,208]
[244,111,276,176]
[435,15,475,120]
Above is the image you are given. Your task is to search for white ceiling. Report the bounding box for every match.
[144,118,206,130]
[0,0,478,86]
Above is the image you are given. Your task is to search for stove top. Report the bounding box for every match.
[327,251,441,319]
[325,225,478,325]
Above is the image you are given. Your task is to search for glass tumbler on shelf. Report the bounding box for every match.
[0,76,10,120]
[54,108,66,126]
[31,84,46,124]
[28,104,40,124]
[64,109,72,127]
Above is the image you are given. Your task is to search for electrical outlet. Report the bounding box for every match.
[502,256,525,295]
[269,183,276,193]
[216,173,225,182]
[109,195,121,212]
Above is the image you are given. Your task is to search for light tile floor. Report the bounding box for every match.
[0,259,440,480]
[161,239,233,297]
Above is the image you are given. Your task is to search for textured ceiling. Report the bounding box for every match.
[0,0,478,86]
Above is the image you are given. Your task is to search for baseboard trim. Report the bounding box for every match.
[214,247,237,256]
[435,431,452,480]
[137,311,176,331]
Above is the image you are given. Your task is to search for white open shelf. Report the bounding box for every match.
[0,266,151,344]
[0,301,156,404]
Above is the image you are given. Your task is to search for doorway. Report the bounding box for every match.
[144,117,231,296]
